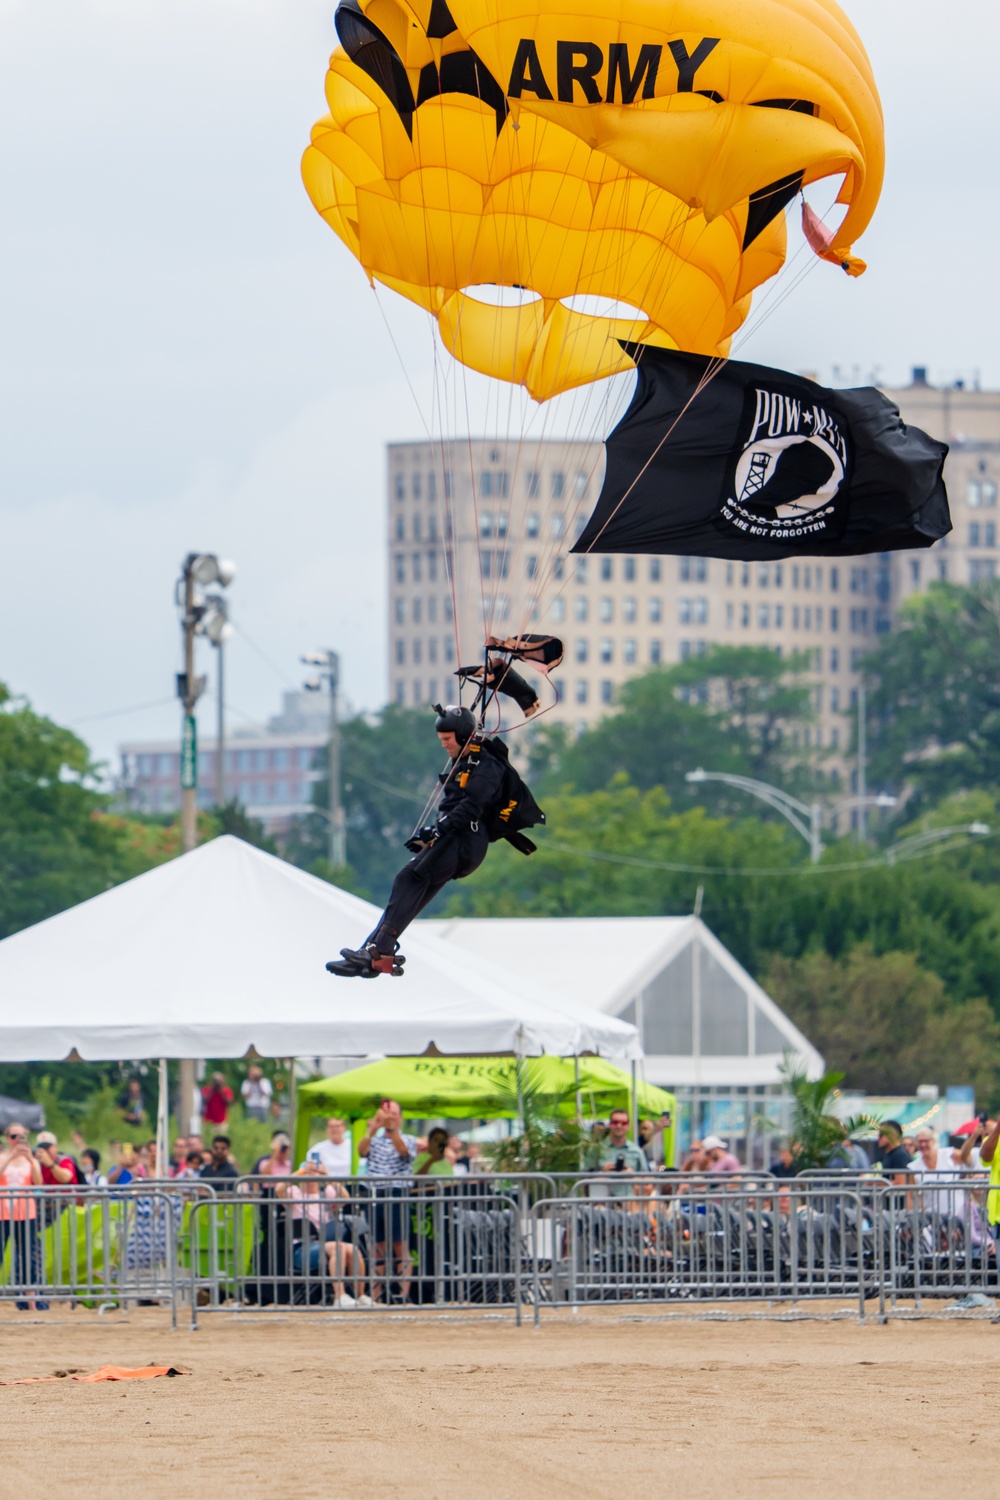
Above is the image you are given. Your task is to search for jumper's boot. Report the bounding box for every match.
[325,947,375,978]
[326,929,406,979]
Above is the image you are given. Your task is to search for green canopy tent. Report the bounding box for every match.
[294,1055,676,1167]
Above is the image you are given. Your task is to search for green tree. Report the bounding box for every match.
[0,683,173,940]
[865,580,1000,810]
[531,647,819,811]
[765,945,1000,1100]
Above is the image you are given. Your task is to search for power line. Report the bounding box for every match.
[70,696,176,725]
[540,830,999,880]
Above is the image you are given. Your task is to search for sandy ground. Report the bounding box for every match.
[0,1304,997,1498]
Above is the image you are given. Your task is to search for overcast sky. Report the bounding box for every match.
[1,0,998,773]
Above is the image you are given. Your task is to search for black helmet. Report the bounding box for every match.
[433,703,476,743]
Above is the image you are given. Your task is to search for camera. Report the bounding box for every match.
[614,1154,626,1172]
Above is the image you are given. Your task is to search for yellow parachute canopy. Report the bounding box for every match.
[302,0,882,400]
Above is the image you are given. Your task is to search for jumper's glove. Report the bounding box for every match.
[405,825,438,854]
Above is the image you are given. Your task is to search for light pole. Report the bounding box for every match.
[684,770,898,864]
[302,648,345,867]
[201,594,232,807]
[885,822,990,865]
[686,768,825,863]
[175,553,235,1140]
[175,553,236,851]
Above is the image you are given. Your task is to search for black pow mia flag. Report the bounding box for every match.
[572,348,951,559]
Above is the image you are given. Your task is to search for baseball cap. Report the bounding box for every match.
[36,1131,57,1147]
[702,1134,726,1151]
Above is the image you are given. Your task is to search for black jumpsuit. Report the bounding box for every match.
[367,745,506,949]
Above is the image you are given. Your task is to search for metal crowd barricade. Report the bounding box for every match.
[874,1171,995,1317]
[186,1176,530,1326]
[0,1182,185,1325]
[528,1177,873,1322]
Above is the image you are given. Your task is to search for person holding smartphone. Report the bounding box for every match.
[358,1100,417,1302]
[0,1123,47,1311]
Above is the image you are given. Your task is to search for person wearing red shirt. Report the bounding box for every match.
[34,1131,80,1187]
[201,1074,234,1127]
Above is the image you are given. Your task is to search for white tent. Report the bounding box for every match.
[0,836,639,1062]
[424,915,823,1088]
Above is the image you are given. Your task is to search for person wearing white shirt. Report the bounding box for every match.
[241,1066,273,1124]
[310,1117,353,1178]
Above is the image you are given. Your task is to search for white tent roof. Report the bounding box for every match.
[0,837,639,1062]
[425,915,823,1088]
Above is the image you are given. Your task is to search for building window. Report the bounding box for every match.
[412,552,422,583]
[601,680,614,704]
[970,558,998,581]
[774,604,784,628]
[793,606,800,629]
[850,608,869,632]
[600,597,614,622]
[679,598,692,624]
[526,511,540,538]
[758,603,770,628]
[412,598,422,623]
[574,556,588,583]
[694,598,708,625]
[740,603,750,627]
[574,471,589,499]
[428,596,438,623]
[394,473,405,500]
[443,595,453,621]
[394,598,405,623]
[970,521,981,547]
[804,606,812,629]
[412,472,421,500]
[553,558,564,581]
[623,597,637,623]
[969,480,999,508]
[395,554,405,584]
[427,471,437,503]
[525,470,540,497]
[649,558,661,582]
[792,565,800,589]
[551,471,565,499]
[758,563,770,587]
[803,566,812,591]
[551,513,565,540]
[649,597,662,623]
[575,679,589,704]
[600,637,613,663]
[395,636,407,663]
[574,596,589,621]
[526,555,538,579]
[650,640,661,663]
[575,638,589,663]
[428,638,438,664]
[601,557,613,581]
[624,557,636,582]
[829,566,839,591]
[623,638,637,665]
[830,686,840,713]
[774,564,784,587]
[680,640,691,660]
[551,598,566,622]
[725,562,733,585]
[830,647,840,671]
[394,514,405,540]
[725,602,734,627]
[412,639,422,664]
[830,607,839,631]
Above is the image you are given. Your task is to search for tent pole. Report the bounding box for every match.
[157,1059,169,1179]
[631,1059,638,1145]
[288,1058,297,1146]
[574,1055,582,1125]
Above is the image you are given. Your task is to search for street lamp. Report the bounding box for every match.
[685,768,824,862]
[885,822,990,865]
[684,772,898,865]
[302,648,345,868]
[175,553,237,852]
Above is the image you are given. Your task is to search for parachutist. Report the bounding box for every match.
[326,704,543,978]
